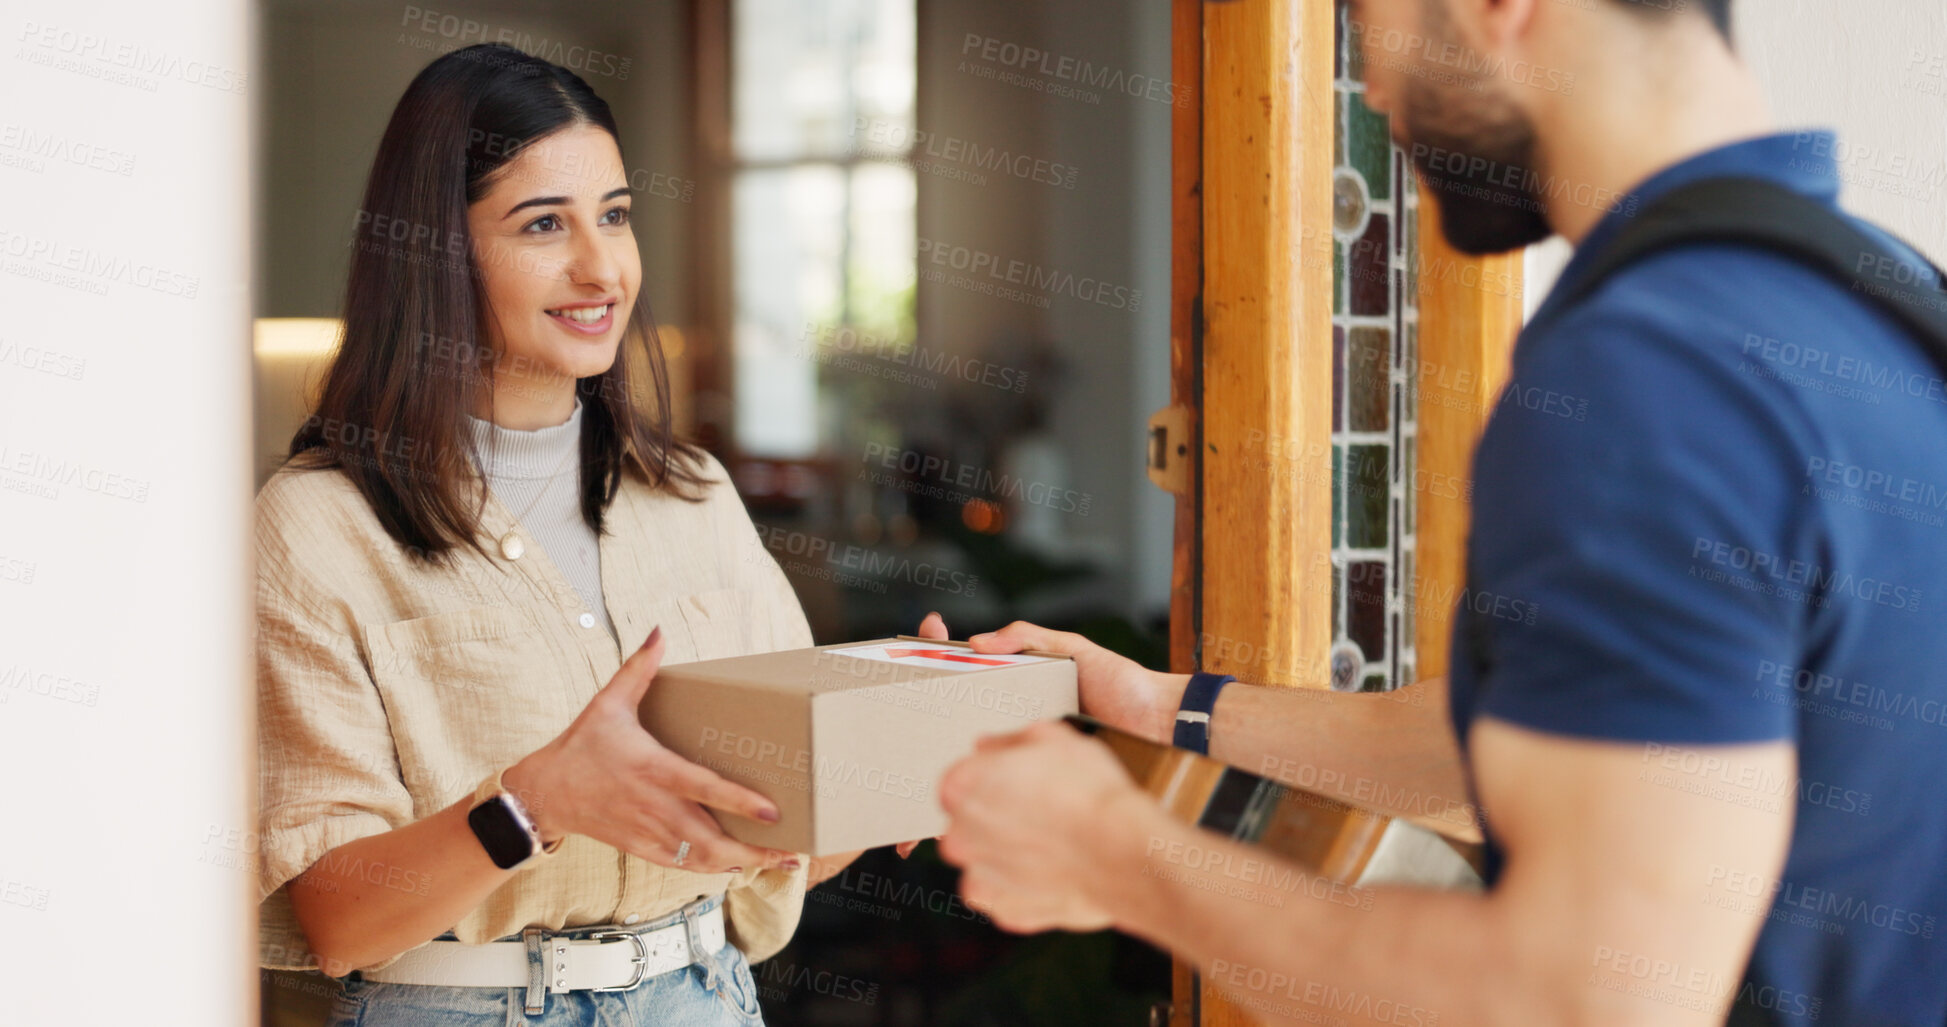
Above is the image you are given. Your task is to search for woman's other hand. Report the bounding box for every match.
[505,627,800,875]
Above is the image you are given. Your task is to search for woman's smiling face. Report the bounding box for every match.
[466,122,639,421]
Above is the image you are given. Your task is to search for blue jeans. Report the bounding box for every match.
[325,895,764,1026]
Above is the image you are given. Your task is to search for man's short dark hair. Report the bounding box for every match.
[1611,0,1732,42]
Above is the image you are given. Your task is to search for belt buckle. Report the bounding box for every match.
[584,929,650,992]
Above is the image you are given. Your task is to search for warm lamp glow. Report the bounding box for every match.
[961,498,1006,534]
[252,318,343,359]
[658,325,686,359]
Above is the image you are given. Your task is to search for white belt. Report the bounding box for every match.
[365,902,726,994]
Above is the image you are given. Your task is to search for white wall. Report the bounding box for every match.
[0,1,256,1023]
[1526,1,1947,311]
[1742,0,1947,260]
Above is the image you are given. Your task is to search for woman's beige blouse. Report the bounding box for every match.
[255,451,814,973]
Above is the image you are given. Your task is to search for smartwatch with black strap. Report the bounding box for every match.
[1172,672,1236,756]
[467,766,562,870]
[468,790,542,869]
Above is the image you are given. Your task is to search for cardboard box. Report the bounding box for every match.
[639,638,1078,854]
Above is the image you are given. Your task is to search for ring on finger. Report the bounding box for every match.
[673,840,691,867]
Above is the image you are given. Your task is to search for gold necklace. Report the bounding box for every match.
[487,433,580,562]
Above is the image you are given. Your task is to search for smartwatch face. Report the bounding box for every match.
[468,796,535,869]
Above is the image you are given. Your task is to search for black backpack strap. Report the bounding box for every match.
[1539,176,1947,382]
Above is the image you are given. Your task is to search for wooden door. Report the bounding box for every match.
[1160,0,1524,1022]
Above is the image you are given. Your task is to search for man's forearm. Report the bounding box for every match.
[1210,676,1479,838]
[1102,796,1539,1027]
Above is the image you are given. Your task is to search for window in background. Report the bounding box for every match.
[715,6,1178,1025]
[730,0,916,459]
[1331,0,1419,694]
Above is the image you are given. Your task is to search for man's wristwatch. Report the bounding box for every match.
[1172,672,1236,756]
[467,767,561,870]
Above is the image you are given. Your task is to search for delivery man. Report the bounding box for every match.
[929,0,1947,1024]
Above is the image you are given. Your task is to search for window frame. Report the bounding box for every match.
[691,0,921,481]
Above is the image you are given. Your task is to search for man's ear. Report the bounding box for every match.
[1463,0,1543,55]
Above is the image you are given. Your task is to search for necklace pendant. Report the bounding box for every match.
[499,532,525,561]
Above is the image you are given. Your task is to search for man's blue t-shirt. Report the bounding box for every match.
[1448,131,1947,1025]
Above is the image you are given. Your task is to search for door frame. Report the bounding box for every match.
[1166,0,1524,1022]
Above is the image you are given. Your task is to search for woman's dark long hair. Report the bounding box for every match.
[288,43,708,567]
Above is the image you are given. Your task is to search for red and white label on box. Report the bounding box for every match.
[825,643,1058,673]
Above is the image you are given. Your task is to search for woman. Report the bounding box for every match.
[256,43,907,1025]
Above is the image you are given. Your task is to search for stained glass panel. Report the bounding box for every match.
[1348,559,1387,670]
[1349,214,1390,315]
[1346,93,1391,202]
[1346,443,1388,549]
[1347,327,1390,432]
[1330,0,1418,692]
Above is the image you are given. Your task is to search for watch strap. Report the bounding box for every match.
[472,766,565,861]
[1172,673,1236,756]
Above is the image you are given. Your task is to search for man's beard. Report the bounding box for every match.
[1399,69,1555,254]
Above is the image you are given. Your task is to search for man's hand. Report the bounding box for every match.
[937,720,1152,933]
[968,620,1189,743]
